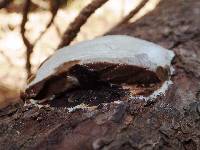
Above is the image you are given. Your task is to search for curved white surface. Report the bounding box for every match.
[28,35,175,87]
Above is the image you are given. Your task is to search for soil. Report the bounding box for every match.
[1,0,200,149]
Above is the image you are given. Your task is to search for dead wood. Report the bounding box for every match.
[1,0,200,149]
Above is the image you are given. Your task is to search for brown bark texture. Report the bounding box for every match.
[1,0,200,149]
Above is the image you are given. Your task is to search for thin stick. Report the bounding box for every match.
[33,0,61,45]
[58,0,109,49]
[20,0,33,78]
[0,50,14,67]
[53,21,62,38]
[115,0,149,28]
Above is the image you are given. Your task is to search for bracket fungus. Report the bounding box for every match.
[22,35,175,106]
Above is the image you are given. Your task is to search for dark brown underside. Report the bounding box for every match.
[24,62,162,104]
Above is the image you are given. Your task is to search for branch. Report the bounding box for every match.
[58,0,109,49]
[114,0,149,28]
[54,21,62,38]
[20,0,61,79]
[0,0,13,9]
[20,0,33,79]
[33,0,61,45]
[0,50,14,67]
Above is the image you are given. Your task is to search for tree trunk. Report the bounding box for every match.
[1,0,200,149]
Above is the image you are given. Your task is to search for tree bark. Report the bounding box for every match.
[1,0,200,149]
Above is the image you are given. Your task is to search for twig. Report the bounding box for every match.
[20,0,62,79]
[0,0,13,9]
[58,0,109,49]
[20,0,33,78]
[53,21,62,38]
[33,0,61,45]
[0,50,14,67]
[114,0,149,28]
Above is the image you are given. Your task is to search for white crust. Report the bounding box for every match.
[28,35,175,87]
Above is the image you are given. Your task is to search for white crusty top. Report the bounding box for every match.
[28,35,175,87]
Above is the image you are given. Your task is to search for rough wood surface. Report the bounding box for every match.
[1,0,200,149]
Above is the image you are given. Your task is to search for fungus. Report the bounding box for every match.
[22,35,175,106]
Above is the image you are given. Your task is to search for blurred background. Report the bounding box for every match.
[0,0,160,108]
